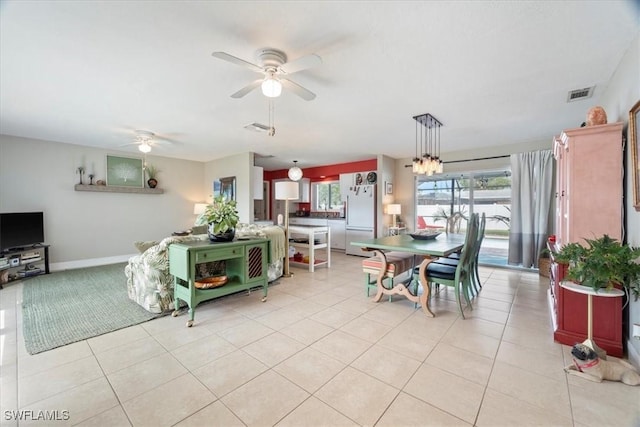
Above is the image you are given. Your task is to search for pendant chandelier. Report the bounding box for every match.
[412,113,444,176]
[288,160,303,181]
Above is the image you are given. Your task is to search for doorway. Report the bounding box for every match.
[415,169,512,267]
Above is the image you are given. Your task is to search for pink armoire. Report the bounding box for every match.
[549,122,624,357]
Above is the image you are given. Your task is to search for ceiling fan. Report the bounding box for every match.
[119,130,178,153]
[212,48,322,101]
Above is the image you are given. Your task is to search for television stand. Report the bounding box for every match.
[0,244,50,289]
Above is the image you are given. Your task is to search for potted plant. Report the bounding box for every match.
[194,195,239,242]
[554,234,640,299]
[145,164,160,188]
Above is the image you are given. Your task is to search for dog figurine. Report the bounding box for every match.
[565,343,640,386]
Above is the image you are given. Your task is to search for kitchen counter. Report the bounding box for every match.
[288,224,331,272]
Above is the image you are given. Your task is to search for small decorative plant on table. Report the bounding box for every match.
[194,195,239,242]
[554,235,640,300]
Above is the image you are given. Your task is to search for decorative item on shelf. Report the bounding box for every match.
[194,195,239,242]
[76,167,85,184]
[288,160,303,181]
[553,234,640,299]
[145,164,159,188]
[194,275,228,289]
[412,113,444,176]
[585,106,607,126]
[88,174,95,185]
[275,180,300,277]
[366,171,377,184]
[96,180,106,186]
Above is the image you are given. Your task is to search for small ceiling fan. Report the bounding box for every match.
[212,48,322,101]
[119,130,178,153]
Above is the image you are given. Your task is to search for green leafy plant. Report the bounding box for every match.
[145,164,159,180]
[194,195,239,234]
[554,235,640,298]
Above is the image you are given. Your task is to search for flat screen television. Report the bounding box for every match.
[0,212,45,252]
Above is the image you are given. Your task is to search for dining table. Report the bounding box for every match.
[351,233,465,317]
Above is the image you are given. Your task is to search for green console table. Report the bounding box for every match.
[168,239,269,327]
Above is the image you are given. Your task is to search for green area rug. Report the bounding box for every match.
[22,263,159,354]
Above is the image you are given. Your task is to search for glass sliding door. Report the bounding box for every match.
[416,170,511,267]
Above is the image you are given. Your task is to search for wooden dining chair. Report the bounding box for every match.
[419,213,479,318]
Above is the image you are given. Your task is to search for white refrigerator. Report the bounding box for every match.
[345,185,376,256]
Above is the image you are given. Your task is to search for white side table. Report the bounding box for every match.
[388,226,406,236]
[560,281,624,359]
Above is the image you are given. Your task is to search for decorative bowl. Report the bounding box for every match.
[409,231,442,240]
[194,275,228,289]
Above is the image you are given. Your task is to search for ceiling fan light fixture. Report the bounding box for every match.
[288,160,303,181]
[261,76,282,98]
[138,142,152,153]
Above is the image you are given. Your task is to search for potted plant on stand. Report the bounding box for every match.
[554,234,640,299]
[194,195,239,242]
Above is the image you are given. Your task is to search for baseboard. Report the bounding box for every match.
[627,338,640,371]
[51,254,136,271]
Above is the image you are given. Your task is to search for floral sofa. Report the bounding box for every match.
[125,223,285,313]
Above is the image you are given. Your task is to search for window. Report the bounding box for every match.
[312,181,342,211]
[416,169,512,266]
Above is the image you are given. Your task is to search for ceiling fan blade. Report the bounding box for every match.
[281,78,316,101]
[279,54,322,74]
[212,51,263,74]
[231,79,262,98]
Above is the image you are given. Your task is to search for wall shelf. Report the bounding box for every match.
[74,184,164,194]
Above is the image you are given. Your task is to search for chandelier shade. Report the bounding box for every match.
[412,113,444,176]
[287,160,303,181]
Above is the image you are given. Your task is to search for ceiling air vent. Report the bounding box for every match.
[566,86,595,102]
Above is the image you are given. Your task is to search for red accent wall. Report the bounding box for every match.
[264,159,377,182]
[264,159,377,218]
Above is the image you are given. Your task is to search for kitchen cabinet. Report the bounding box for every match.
[297,178,310,202]
[289,217,345,250]
[328,219,346,250]
[339,173,352,201]
[549,122,624,357]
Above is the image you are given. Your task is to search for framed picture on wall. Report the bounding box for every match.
[385,182,393,195]
[106,155,144,187]
[630,100,640,211]
[214,176,236,201]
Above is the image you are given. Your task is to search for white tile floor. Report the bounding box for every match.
[1,252,639,426]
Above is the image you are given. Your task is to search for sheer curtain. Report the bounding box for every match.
[508,150,554,268]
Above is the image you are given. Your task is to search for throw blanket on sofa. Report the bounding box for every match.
[236,223,286,262]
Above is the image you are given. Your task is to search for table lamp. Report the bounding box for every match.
[387,204,401,227]
[193,203,207,216]
[275,181,299,277]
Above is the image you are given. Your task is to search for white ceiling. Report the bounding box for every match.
[1,1,638,171]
